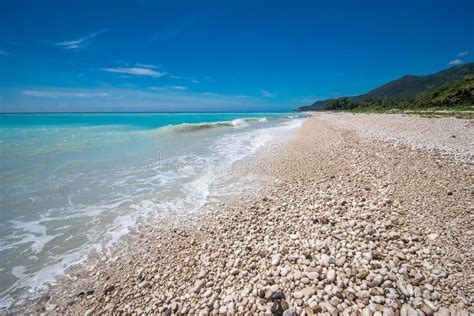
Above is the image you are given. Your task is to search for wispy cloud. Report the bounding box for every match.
[0,50,12,55]
[135,63,159,69]
[448,58,463,66]
[22,90,109,98]
[149,85,187,90]
[448,50,469,66]
[169,75,199,83]
[101,67,167,78]
[260,89,274,97]
[52,29,111,50]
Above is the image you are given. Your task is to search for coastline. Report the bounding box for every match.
[0,113,305,311]
[15,113,473,314]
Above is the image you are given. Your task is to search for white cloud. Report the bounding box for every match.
[54,39,85,50]
[101,67,167,78]
[52,29,111,50]
[448,58,463,66]
[149,85,187,90]
[458,50,469,57]
[260,89,274,97]
[22,90,109,98]
[135,63,159,69]
[0,50,11,55]
[169,75,200,83]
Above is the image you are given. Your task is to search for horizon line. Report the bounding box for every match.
[0,110,296,115]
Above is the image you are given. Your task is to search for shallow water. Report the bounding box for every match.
[0,112,305,308]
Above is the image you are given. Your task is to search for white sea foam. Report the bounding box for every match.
[151,117,273,135]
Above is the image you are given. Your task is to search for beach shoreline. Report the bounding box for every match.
[0,113,305,311]
[13,113,474,315]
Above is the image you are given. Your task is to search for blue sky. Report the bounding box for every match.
[0,0,473,112]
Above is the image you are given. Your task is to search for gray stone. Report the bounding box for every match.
[327,269,336,282]
[197,270,208,279]
[272,254,281,266]
[372,274,383,287]
[397,279,410,297]
[283,307,297,316]
[400,304,418,316]
[383,307,395,316]
[139,281,151,289]
[301,286,315,297]
[307,271,319,280]
[192,279,206,293]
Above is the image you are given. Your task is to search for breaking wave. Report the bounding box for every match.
[155,117,269,134]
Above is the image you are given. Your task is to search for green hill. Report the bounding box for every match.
[415,75,474,107]
[295,63,474,111]
[322,76,473,112]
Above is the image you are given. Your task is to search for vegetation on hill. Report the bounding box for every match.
[323,76,473,112]
[415,75,474,107]
[295,63,474,112]
[360,63,474,100]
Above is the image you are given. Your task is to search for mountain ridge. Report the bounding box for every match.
[295,63,474,111]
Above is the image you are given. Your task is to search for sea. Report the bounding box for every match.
[0,112,306,308]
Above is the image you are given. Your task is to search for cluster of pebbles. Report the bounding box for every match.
[17,113,473,315]
[317,112,474,162]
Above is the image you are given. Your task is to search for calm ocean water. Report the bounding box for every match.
[0,112,305,307]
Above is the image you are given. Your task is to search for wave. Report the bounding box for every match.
[155,117,270,134]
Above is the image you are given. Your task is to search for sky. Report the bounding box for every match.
[0,0,473,112]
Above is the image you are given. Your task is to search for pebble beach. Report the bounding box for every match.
[17,113,473,315]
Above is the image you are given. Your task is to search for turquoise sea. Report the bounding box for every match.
[0,112,306,307]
